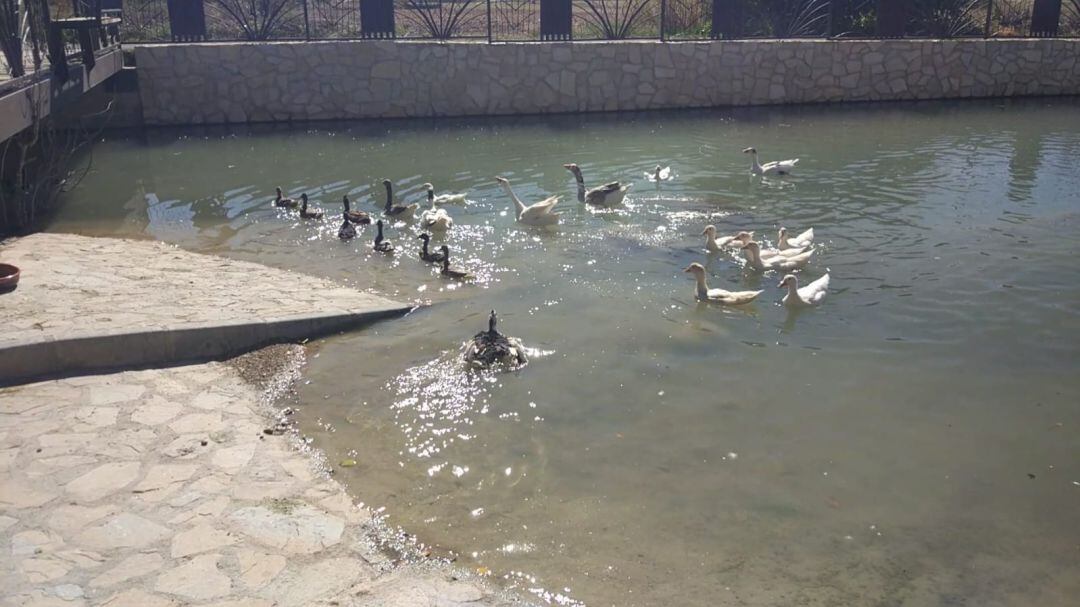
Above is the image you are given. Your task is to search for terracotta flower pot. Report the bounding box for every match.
[0,263,20,292]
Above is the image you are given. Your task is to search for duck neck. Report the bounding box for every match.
[785,280,800,300]
[571,170,585,202]
[428,190,435,208]
[488,314,497,335]
[694,274,710,299]
[421,238,429,255]
[375,223,383,242]
[383,184,393,211]
[502,183,525,218]
[705,233,719,252]
[743,246,763,269]
[749,153,763,173]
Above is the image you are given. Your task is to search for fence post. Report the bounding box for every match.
[984,0,993,38]
[487,0,493,43]
[1030,0,1062,37]
[302,0,310,39]
[659,0,665,41]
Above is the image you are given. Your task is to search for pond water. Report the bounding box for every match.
[51,98,1080,606]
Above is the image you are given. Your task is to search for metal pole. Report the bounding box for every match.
[659,0,665,41]
[984,0,993,38]
[302,0,310,39]
[486,0,492,42]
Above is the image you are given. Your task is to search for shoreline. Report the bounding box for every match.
[0,346,527,606]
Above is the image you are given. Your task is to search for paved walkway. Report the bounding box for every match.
[0,234,410,384]
[0,358,519,607]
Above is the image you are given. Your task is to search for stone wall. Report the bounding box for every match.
[134,39,1080,125]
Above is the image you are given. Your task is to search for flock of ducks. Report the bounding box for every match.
[271,147,827,367]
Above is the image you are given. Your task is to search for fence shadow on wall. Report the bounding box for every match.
[118,0,1080,43]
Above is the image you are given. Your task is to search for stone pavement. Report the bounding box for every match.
[0,360,521,607]
[0,234,410,384]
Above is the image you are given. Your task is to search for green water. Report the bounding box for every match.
[52,98,1080,606]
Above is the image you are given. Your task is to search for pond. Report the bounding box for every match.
[51,98,1080,606]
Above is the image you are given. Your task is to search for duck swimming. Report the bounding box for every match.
[462,310,528,369]
[496,176,560,227]
[778,227,815,250]
[732,231,809,258]
[741,240,814,271]
[298,194,324,219]
[742,147,799,176]
[273,186,299,209]
[439,245,472,279]
[702,225,739,253]
[417,233,446,263]
[343,195,371,225]
[381,179,418,219]
[420,183,454,231]
[338,212,356,240]
[564,163,631,207]
[373,219,394,253]
[683,263,763,305]
[779,273,830,307]
[645,165,673,182]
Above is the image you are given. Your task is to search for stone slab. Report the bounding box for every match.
[0,233,411,386]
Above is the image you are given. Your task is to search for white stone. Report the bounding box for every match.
[154,553,232,600]
[170,524,236,558]
[89,552,165,588]
[75,513,170,550]
[65,462,141,501]
[132,464,199,494]
[236,548,287,590]
[228,504,344,555]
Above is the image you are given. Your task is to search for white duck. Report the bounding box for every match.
[683,263,763,305]
[778,227,814,250]
[702,225,740,253]
[732,231,810,258]
[419,183,454,232]
[496,176,560,227]
[779,273,830,308]
[741,240,814,271]
[564,163,631,207]
[430,185,467,206]
[743,147,799,176]
[645,165,673,182]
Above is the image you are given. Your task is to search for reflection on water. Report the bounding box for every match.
[53,98,1080,606]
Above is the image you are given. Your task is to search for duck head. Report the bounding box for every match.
[683,262,706,277]
[376,219,384,235]
[742,147,757,155]
[440,244,450,258]
[734,230,755,244]
[342,195,351,211]
[275,186,284,197]
[701,225,717,237]
[300,193,309,209]
[563,163,583,180]
[488,310,498,334]
[778,274,798,289]
[417,233,431,243]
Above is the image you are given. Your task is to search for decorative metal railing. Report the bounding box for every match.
[1,0,122,87]
[113,0,1080,43]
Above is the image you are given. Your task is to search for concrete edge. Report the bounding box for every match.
[0,303,413,388]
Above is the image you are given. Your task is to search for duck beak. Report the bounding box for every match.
[682,266,692,273]
[562,164,573,170]
[700,228,709,235]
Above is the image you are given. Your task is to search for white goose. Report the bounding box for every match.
[419,183,454,232]
[732,231,810,258]
[496,176,560,227]
[779,273,830,307]
[645,165,673,182]
[778,227,814,250]
[684,263,763,305]
[741,241,814,271]
[743,147,799,176]
[564,163,631,207]
[702,225,740,253]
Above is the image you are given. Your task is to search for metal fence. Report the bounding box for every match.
[1,1,123,90]
[118,0,1080,43]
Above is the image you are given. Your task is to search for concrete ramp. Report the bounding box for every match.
[0,233,411,385]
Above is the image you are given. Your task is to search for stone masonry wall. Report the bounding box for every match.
[134,39,1080,125]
